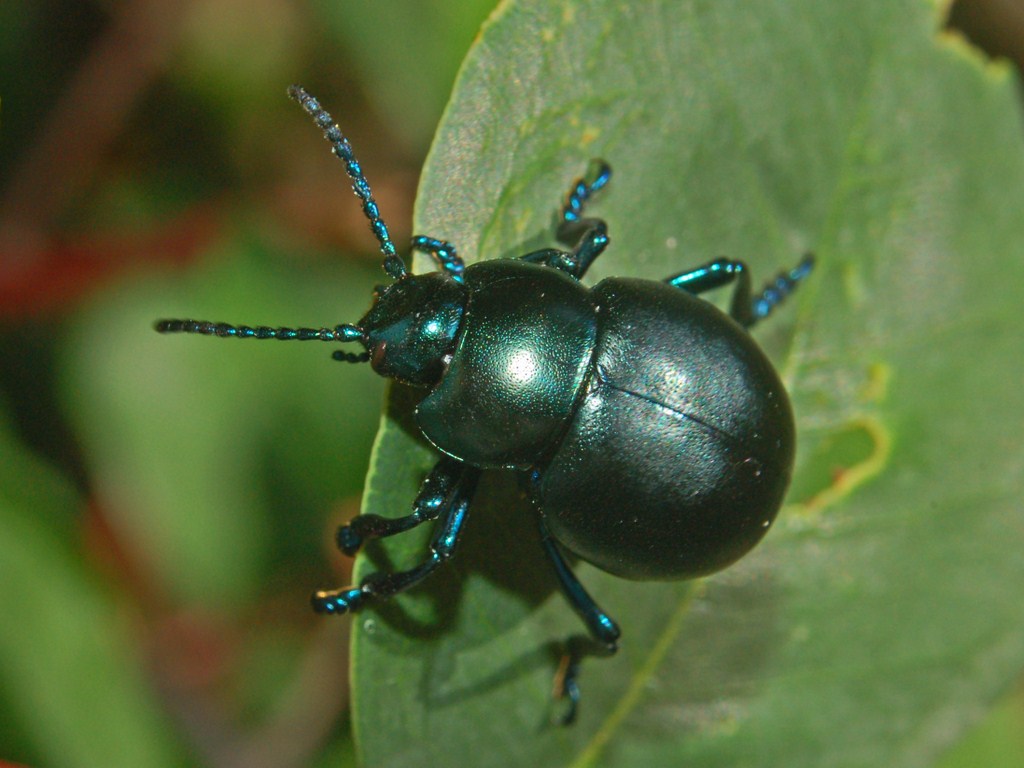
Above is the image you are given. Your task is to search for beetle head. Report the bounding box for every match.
[356,272,466,387]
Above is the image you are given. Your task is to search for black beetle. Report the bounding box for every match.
[157,85,813,723]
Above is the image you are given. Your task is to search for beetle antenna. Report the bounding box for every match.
[288,85,408,281]
[154,319,370,363]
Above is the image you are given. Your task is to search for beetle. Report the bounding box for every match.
[157,85,813,723]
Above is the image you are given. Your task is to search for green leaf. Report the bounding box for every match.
[937,686,1024,768]
[0,412,184,768]
[311,0,499,151]
[351,0,1024,766]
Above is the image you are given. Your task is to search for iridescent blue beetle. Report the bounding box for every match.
[157,86,813,723]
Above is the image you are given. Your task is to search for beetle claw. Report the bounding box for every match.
[552,651,582,726]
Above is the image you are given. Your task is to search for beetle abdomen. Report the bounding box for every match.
[538,277,795,581]
[416,260,597,468]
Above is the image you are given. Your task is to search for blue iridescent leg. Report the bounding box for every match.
[665,253,813,328]
[521,161,612,280]
[557,161,611,279]
[335,456,466,556]
[749,253,814,323]
[538,515,620,725]
[411,235,466,281]
[312,463,481,614]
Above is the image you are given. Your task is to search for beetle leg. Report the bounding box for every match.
[335,456,465,556]
[410,235,466,281]
[311,466,480,614]
[519,235,608,279]
[561,219,609,280]
[665,257,743,293]
[748,253,814,324]
[665,253,813,328]
[559,161,611,232]
[666,257,753,322]
[519,163,612,280]
[556,161,612,279]
[519,248,578,273]
[538,515,620,724]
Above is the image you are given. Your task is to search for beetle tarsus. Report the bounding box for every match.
[552,634,619,726]
[311,586,365,614]
[553,650,582,725]
[335,524,365,556]
[560,160,611,226]
[751,252,815,322]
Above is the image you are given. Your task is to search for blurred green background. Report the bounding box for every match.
[0,1,1022,767]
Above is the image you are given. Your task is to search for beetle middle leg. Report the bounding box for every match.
[335,456,466,555]
[538,515,620,724]
[665,253,814,328]
[312,460,481,614]
[521,161,612,280]
[557,161,612,278]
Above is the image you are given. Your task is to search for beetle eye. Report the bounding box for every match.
[372,283,388,300]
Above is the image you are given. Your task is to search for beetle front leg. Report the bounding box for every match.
[538,515,620,725]
[313,464,481,614]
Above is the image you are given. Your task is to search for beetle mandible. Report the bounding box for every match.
[156,85,813,723]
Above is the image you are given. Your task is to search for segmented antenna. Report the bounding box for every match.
[154,319,370,363]
[287,84,407,281]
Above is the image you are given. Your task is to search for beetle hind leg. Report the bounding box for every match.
[665,253,814,328]
[313,460,480,614]
[538,516,620,724]
[748,253,814,324]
